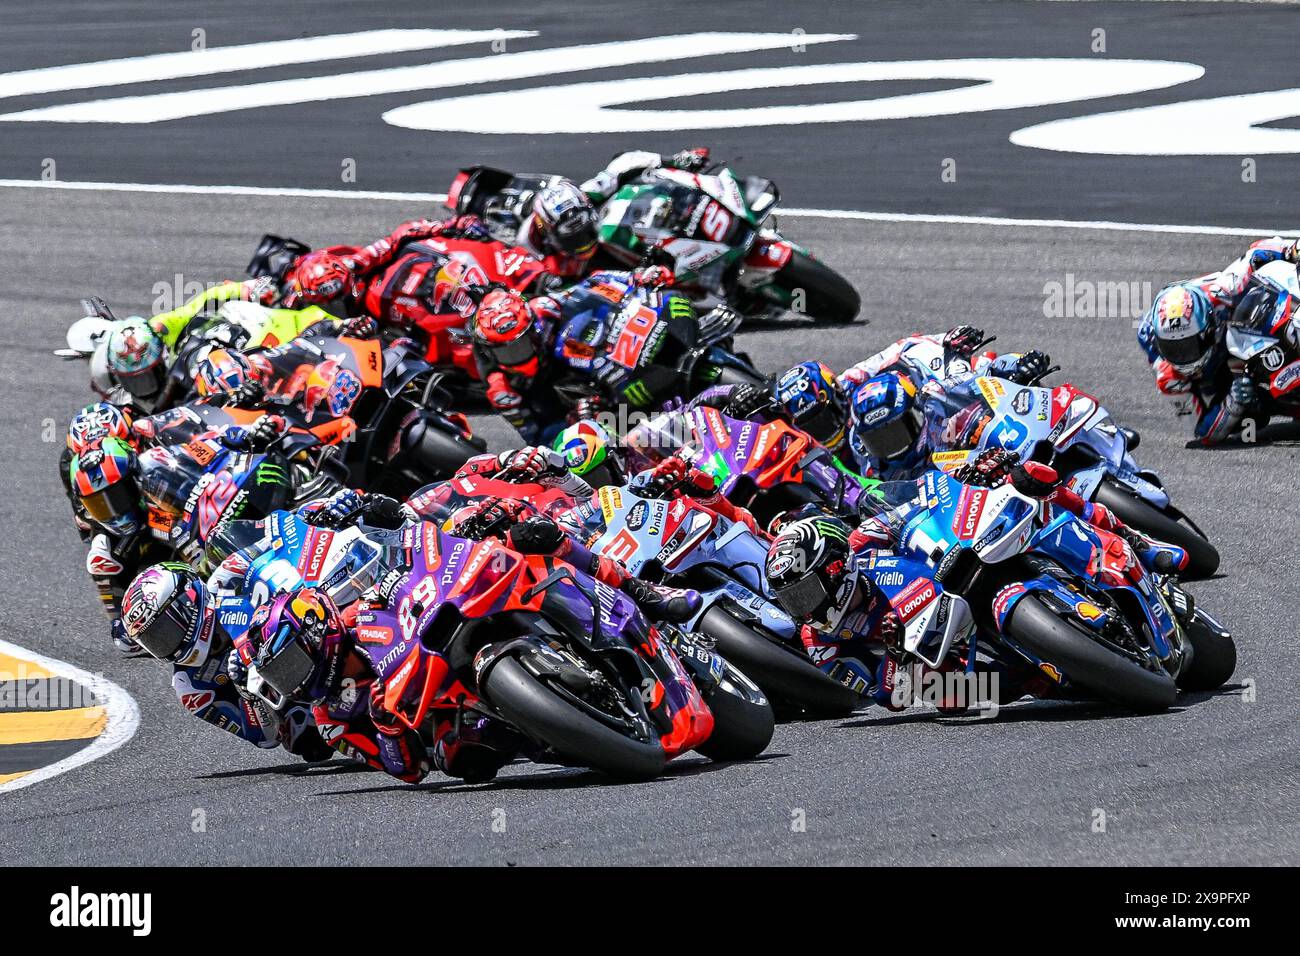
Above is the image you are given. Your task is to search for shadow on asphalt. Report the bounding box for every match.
[198,761,373,780]
[834,688,1243,729]
[306,752,791,797]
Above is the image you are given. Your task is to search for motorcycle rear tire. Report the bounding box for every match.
[480,657,667,781]
[1004,594,1177,712]
[408,422,486,480]
[700,606,859,718]
[1093,478,1220,579]
[767,250,860,325]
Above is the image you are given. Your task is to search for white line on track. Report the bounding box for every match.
[2,177,1295,238]
[0,637,140,796]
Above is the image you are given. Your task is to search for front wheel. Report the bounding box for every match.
[695,662,775,761]
[763,250,860,325]
[480,657,667,781]
[1177,613,1237,692]
[699,605,860,717]
[1004,595,1177,712]
[1094,478,1220,579]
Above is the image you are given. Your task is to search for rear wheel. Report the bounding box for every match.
[1004,595,1177,711]
[1094,478,1219,579]
[480,657,666,781]
[765,250,860,325]
[699,606,859,717]
[695,663,775,761]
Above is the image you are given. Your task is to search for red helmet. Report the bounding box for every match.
[291,252,352,304]
[473,290,537,371]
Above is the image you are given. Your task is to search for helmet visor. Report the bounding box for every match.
[861,414,919,462]
[553,211,597,254]
[258,631,317,699]
[82,478,137,524]
[1156,333,1207,370]
[491,332,538,368]
[797,401,846,448]
[133,593,197,661]
[117,363,166,399]
[773,572,830,622]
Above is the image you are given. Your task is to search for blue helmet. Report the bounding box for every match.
[849,372,924,466]
[775,362,848,450]
[1151,285,1215,375]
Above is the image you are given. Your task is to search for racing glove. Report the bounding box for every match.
[506,514,566,555]
[485,371,523,412]
[1007,349,1051,385]
[433,214,489,240]
[241,276,280,306]
[952,448,1020,487]
[496,446,565,481]
[247,414,287,451]
[669,147,711,172]
[943,325,986,357]
[1227,375,1256,412]
[1008,461,1062,498]
[723,382,781,422]
[221,378,265,409]
[341,316,379,339]
[631,265,675,289]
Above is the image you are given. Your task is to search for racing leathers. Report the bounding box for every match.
[1137,236,1300,445]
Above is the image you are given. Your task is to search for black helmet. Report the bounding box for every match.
[765,516,859,629]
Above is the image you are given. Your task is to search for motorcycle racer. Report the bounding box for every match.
[238,588,430,784]
[1137,236,1300,445]
[765,449,1186,707]
[120,563,334,760]
[838,326,1049,394]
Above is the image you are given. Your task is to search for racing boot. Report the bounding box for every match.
[1119,527,1188,576]
[432,708,526,784]
[619,577,703,624]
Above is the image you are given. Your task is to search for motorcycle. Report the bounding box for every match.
[625,406,880,531]
[1225,259,1300,426]
[924,374,1220,578]
[566,482,860,717]
[869,470,1235,712]
[238,523,773,778]
[247,232,552,396]
[138,327,484,499]
[548,275,766,419]
[448,164,860,326]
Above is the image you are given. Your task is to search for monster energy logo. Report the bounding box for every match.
[254,462,287,486]
[667,298,694,322]
[624,380,652,407]
[813,519,848,542]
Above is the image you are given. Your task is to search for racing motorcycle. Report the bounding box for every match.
[247,232,552,396]
[235,519,773,778]
[865,470,1235,712]
[1224,259,1300,427]
[448,164,860,325]
[625,406,879,531]
[138,326,484,499]
[567,483,860,716]
[925,375,1220,578]
[548,276,766,421]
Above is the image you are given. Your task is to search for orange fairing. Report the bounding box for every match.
[342,338,384,389]
[644,627,714,756]
[754,420,812,487]
[385,652,452,733]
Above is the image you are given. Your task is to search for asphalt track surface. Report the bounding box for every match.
[2,184,1298,865]
[3,0,1300,227]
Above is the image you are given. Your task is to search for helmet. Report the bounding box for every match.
[67,402,134,454]
[106,320,166,400]
[121,563,216,666]
[291,251,352,305]
[765,516,860,629]
[1151,286,1215,375]
[194,347,254,398]
[529,179,598,259]
[473,289,538,371]
[1231,280,1292,337]
[250,588,346,702]
[553,418,624,487]
[775,362,849,450]
[850,373,924,465]
[71,436,139,531]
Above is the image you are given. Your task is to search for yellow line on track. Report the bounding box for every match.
[0,770,32,785]
[0,652,54,681]
[0,706,106,745]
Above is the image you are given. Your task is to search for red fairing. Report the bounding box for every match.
[744,238,793,272]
